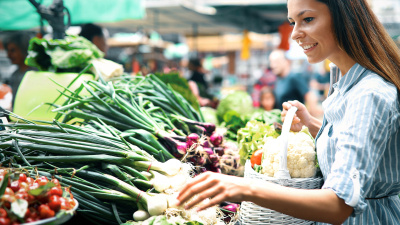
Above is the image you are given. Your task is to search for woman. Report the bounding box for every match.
[177,0,400,224]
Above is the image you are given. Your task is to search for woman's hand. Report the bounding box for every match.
[281,100,311,132]
[177,172,249,211]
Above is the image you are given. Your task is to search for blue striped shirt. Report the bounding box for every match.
[315,63,400,225]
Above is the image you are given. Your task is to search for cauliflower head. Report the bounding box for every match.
[261,126,316,178]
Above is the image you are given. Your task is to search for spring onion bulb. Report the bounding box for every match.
[133,210,150,221]
[147,194,168,216]
[150,171,171,193]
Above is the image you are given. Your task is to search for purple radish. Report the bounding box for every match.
[210,132,223,147]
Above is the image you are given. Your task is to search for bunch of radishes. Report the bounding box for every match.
[181,130,240,175]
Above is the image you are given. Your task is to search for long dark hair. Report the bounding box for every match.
[317,0,400,91]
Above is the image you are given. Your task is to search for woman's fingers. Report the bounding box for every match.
[196,192,227,212]
[177,172,215,206]
[183,184,223,210]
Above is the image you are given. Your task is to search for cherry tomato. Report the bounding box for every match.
[18,174,27,182]
[68,198,76,209]
[9,181,20,193]
[49,187,63,197]
[0,208,7,218]
[50,178,61,188]
[26,177,34,185]
[250,149,263,168]
[4,188,14,196]
[27,194,35,204]
[36,177,48,186]
[39,204,55,219]
[18,182,28,192]
[29,183,40,191]
[48,195,61,212]
[0,217,10,225]
[59,197,71,210]
[15,192,29,201]
[36,193,49,204]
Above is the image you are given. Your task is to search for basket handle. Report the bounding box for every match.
[274,106,298,179]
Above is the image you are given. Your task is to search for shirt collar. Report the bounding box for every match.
[331,63,366,95]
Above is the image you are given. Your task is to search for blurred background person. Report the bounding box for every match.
[3,32,36,111]
[79,23,109,56]
[269,49,321,117]
[187,58,212,107]
[259,87,276,111]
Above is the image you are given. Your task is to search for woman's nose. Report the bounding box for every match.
[291,25,305,41]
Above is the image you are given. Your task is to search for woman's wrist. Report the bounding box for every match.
[308,116,323,138]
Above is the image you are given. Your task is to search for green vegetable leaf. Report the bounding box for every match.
[11,199,28,219]
[28,182,56,196]
[0,172,10,196]
[185,222,204,225]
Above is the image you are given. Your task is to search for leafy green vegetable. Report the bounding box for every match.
[200,107,218,125]
[25,35,103,73]
[216,91,253,123]
[248,108,282,125]
[237,120,280,165]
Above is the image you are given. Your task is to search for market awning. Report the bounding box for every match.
[99,0,288,36]
[0,0,145,31]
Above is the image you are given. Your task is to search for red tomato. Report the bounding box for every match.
[26,177,34,185]
[250,149,263,168]
[50,179,61,188]
[0,217,10,225]
[59,197,71,210]
[48,195,61,212]
[18,174,27,182]
[29,183,40,191]
[0,208,7,218]
[15,192,28,201]
[4,188,14,196]
[9,181,20,193]
[38,205,55,219]
[49,187,63,197]
[36,177,48,186]
[18,182,28,192]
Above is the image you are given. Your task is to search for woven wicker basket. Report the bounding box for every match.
[239,107,324,225]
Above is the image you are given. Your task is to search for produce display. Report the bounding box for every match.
[212,90,281,142]
[0,121,226,224]
[0,69,245,224]
[0,168,76,224]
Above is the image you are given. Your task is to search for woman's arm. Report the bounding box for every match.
[177,172,353,225]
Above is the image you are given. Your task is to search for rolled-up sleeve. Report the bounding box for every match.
[322,88,392,215]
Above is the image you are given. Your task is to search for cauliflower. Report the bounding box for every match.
[261,126,316,178]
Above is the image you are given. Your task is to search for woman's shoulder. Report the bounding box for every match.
[355,69,399,109]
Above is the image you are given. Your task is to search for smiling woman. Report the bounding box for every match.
[177,0,400,224]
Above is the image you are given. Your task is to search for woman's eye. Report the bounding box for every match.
[304,17,314,23]
[289,21,295,26]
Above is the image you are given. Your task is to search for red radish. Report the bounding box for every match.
[223,203,240,212]
[210,132,223,147]
[203,147,214,155]
[213,147,225,156]
[186,133,199,147]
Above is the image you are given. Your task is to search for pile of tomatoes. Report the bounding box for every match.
[0,169,76,225]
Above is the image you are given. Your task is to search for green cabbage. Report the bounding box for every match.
[216,91,253,123]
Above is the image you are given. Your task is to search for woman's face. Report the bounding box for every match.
[287,0,343,64]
